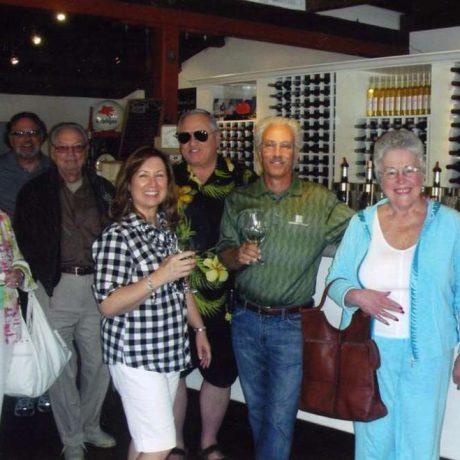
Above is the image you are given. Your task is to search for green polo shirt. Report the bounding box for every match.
[217,175,354,307]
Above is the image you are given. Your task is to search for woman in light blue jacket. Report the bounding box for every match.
[327,129,460,460]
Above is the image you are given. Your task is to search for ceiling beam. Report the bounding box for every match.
[0,0,408,58]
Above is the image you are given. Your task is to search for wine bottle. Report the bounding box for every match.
[366,77,375,117]
[357,160,375,210]
[449,135,460,143]
[394,74,402,116]
[451,121,460,129]
[337,157,350,205]
[451,67,460,73]
[422,71,431,115]
[268,80,292,91]
[431,161,442,201]
[446,162,460,173]
[449,149,460,156]
[269,102,292,112]
[449,176,460,184]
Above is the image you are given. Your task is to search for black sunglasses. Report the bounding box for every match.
[176,130,215,144]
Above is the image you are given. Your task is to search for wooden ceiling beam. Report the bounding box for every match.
[0,0,408,57]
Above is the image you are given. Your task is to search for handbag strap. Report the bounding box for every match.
[316,281,335,310]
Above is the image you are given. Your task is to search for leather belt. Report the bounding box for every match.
[236,294,314,316]
[61,266,94,276]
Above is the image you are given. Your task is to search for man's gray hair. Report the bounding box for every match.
[177,109,218,132]
[49,122,89,146]
[373,129,426,183]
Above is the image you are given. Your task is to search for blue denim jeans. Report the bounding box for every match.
[231,304,303,460]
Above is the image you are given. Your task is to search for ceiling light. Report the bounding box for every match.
[31,32,43,46]
[10,55,19,66]
[56,12,67,22]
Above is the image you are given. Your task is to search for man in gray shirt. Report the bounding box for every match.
[0,111,50,216]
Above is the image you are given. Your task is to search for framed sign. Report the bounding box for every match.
[118,99,163,160]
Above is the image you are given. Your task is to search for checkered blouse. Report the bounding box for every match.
[92,212,191,373]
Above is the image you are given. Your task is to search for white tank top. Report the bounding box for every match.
[359,215,415,338]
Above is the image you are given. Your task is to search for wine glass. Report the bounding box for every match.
[238,209,268,264]
[175,238,198,293]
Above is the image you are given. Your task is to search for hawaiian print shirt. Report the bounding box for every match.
[174,156,256,322]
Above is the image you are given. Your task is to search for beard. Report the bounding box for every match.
[14,144,41,159]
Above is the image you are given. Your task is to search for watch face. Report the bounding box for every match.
[93,100,124,132]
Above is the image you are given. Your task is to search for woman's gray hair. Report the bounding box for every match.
[254,116,301,175]
[177,109,218,132]
[49,122,89,146]
[373,129,426,182]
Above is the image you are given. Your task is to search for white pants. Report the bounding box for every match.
[110,364,179,453]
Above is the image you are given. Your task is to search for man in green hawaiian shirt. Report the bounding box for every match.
[171,109,256,460]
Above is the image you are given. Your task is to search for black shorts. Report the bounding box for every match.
[182,318,238,388]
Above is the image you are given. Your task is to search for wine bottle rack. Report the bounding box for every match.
[353,116,429,181]
[449,64,460,186]
[218,120,254,169]
[267,72,334,187]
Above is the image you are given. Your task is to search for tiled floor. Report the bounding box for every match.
[0,387,354,459]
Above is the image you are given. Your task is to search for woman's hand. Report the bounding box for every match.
[4,268,24,289]
[156,251,196,284]
[345,288,404,325]
[452,355,460,389]
[195,330,211,369]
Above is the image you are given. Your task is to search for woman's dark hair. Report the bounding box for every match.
[5,112,47,146]
[110,146,179,228]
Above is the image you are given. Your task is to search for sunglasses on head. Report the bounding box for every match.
[176,130,215,144]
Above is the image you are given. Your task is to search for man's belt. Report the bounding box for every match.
[235,294,314,316]
[61,266,94,276]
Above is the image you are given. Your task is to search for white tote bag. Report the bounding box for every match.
[5,291,71,397]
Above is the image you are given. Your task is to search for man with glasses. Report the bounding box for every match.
[14,122,115,460]
[0,112,51,418]
[217,116,354,460]
[171,109,255,460]
[0,112,50,217]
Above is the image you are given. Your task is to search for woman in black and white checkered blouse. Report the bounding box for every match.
[93,147,211,460]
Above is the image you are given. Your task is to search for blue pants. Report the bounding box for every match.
[354,337,453,460]
[231,304,302,460]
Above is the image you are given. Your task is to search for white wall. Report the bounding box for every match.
[411,27,460,54]
[0,89,144,141]
[319,5,402,30]
[179,37,358,88]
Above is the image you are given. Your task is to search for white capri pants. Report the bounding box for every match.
[110,363,180,453]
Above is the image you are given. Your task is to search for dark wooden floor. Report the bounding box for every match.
[0,387,357,460]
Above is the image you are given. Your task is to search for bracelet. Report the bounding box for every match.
[194,326,207,332]
[146,275,154,292]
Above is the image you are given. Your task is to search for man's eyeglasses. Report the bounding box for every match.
[52,144,87,154]
[176,130,215,144]
[380,165,421,180]
[260,141,294,152]
[10,130,41,137]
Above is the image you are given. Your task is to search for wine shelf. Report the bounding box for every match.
[267,72,334,187]
[218,120,255,170]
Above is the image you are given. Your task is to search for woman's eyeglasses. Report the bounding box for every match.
[176,130,215,144]
[381,165,421,180]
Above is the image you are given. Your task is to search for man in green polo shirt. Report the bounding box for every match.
[217,116,354,460]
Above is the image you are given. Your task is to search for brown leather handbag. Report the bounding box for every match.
[299,284,388,422]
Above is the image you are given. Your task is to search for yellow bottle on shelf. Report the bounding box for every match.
[366,77,375,117]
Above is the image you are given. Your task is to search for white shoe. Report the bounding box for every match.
[63,444,85,460]
[84,429,116,448]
